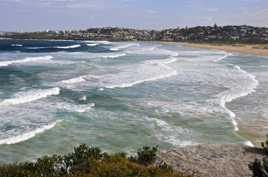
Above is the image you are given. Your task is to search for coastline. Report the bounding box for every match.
[182,42,268,147]
[158,144,265,177]
[183,43,268,57]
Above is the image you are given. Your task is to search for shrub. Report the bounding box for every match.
[0,144,191,177]
[129,146,158,166]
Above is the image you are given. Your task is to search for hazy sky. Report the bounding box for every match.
[0,0,267,31]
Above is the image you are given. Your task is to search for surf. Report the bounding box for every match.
[0,87,60,106]
[0,55,53,67]
[0,120,61,145]
[106,57,178,89]
[215,55,259,132]
[110,43,140,51]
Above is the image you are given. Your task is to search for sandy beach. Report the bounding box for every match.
[184,43,268,56]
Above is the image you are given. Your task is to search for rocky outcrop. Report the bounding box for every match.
[158,144,266,177]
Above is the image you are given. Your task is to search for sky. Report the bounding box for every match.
[0,0,268,31]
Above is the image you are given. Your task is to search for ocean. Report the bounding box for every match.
[0,39,267,163]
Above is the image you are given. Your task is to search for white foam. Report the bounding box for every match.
[11,44,23,47]
[105,57,178,89]
[55,44,81,49]
[244,141,255,147]
[54,102,95,113]
[86,43,98,47]
[79,96,87,101]
[57,75,101,87]
[0,87,60,106]
[0,120,61,145]
[110,43,140,51]
[85,40,112,45]
[106,69,177,89]
[126,47,179,57]
[59,75,87,84]
[150,118,195,146]
[217,65,259,132]
[0,56,53,67]
[214,53,232,62]
[101,53,126,58]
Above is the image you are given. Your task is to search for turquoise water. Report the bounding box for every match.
[0,39,267,163]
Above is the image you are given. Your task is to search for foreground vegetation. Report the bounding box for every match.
[0,145,190,177]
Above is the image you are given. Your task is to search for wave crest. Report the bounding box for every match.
[0,56,53,67]
[0,120,61,145]
[0,87,60,106]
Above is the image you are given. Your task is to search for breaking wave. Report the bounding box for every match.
[53,102,95,113]
[86,43,98,47]
[126,47,179,57]
[0,87,60,106]
[0,56,53,67]
[55,44,81,49]
[84,41,112,45]
[214,53,232,62]
[11,44,23,47]
[110,43,140,51]
[106,57,178,89]
[216,61,259,131]
[150,118,195,146]
[0,120,61,145]
[101,53,126,58]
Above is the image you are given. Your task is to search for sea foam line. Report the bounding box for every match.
[110,43,140,51]
[106,58,178,89]
[214,53,232,62]
[101,53,126,58]
[0,87,60,106]
[58,75,101,85]
[0,120,62,145]
[215,55,259,132]
[55,44,81,49]
[0,56,53,67]
[86,43,98,47]
[11,44,23,47]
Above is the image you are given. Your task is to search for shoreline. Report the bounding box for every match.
[183,43,268,57]
[158,144,265,177]
[183,42,268,147]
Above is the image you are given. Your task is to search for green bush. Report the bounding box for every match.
[0,144,191,177]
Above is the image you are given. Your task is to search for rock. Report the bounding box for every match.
[158,144,266,177]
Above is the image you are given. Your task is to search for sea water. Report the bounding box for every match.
[0,39,267,163]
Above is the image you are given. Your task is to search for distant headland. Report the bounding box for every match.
[1,25,268,44]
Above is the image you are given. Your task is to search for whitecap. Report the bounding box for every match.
[52,102,95,113]
[0,120,61,145]
[55,44,81,49]
[0,56,53,67]
[110,43,140,51]
[106,58,178,89]
[86,43,98,47]
[11,44,23,47]
[214,53,232,62]
[0,87,60,106]
[101,53,126,58]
